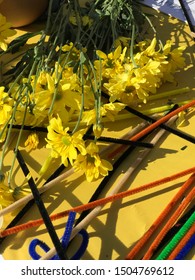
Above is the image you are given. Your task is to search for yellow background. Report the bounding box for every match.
[0,6,195,260]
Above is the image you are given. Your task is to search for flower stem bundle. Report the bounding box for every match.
[0,0,190,201]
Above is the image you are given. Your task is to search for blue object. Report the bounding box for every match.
[174,234,195,260]
[29,212,89,260]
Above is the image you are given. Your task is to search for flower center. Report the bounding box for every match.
[62,136,71,146]
[87,154,95,164]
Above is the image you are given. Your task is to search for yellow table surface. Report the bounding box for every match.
[0,6,195,260]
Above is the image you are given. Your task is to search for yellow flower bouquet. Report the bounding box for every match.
[0,0,190,205]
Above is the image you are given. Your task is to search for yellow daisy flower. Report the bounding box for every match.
[0,175,14,208]
[61,42,87,62]
[0,205,3,229]
[92,123,103,138]
[0,87,12,124]
[0,87,13,142]
[102,102,126,121]
[82,108,97,125]
[46,115,86,166]
[163,40,186,68]
[24,132,39,151]
[95,45,126,79]
[82,15,93,26]
[12,185,32,201]
[69,12,93,27]
[73,142,113,182]
[161,40,186,82]
[114,36,130,48]
[82,101,125,125]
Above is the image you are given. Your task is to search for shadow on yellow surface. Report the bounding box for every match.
[0,6,195,260]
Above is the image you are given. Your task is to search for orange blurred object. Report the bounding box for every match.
[0,0,48,27]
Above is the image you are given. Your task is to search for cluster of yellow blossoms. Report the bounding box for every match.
[0,38,186,186]
[96,37,186,104]
[0,1,185,207]
[45,116,113,183]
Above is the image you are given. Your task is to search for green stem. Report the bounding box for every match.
[96,58,102,127]
[7,90,29,187]
[74,0,82,43]
[48,46,63,116]
[6,64,29,96]
[71,55,85,134]
[67,100,192,127]
[0,91,24,177]
[137,87,190,103]
[45,16,64,65]
[130,23,138,68]
[140,11,163,49]
[45,0,54,35]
